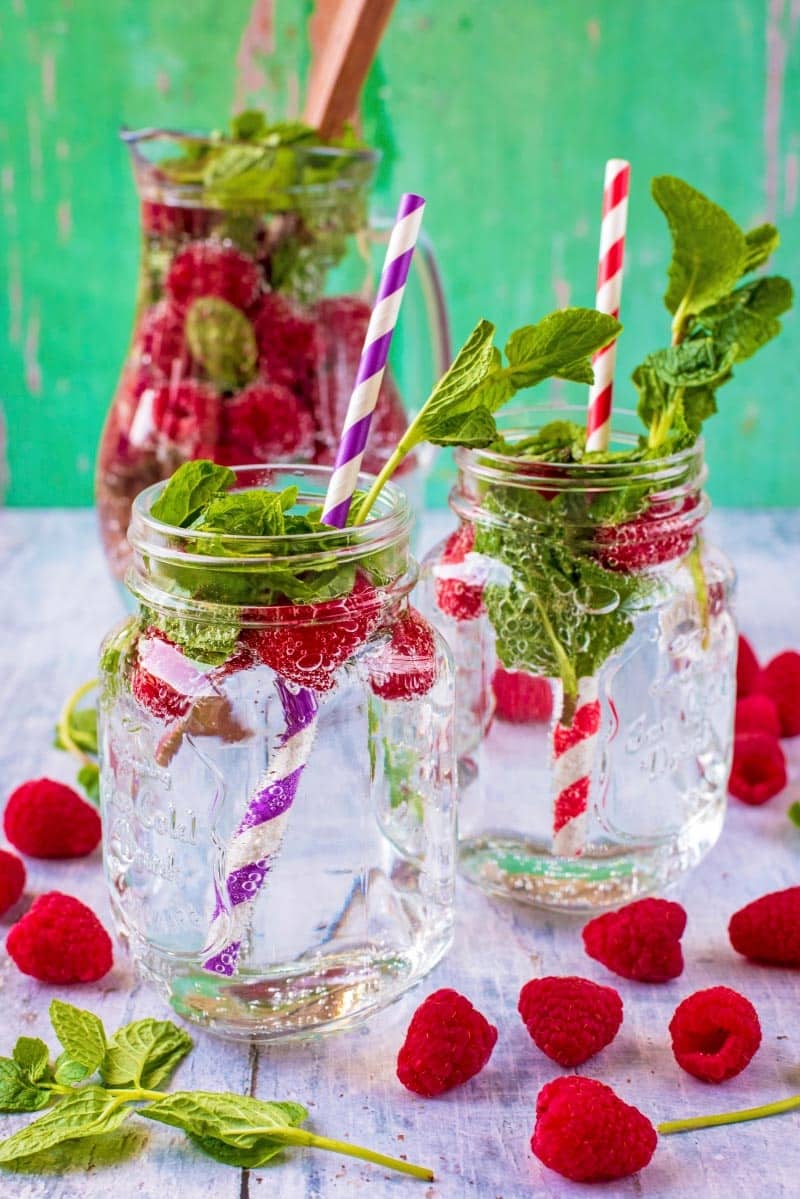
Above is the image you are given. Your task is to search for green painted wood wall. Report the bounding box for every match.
[2,0,799,507]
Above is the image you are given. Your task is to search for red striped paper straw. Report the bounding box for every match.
[321,191,426,526]
[585,159,630,452]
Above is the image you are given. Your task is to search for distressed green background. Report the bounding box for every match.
[1,0,799,507]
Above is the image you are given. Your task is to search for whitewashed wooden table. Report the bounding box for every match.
[1,507,799,1199]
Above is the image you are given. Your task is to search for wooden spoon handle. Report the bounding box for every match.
[304,0,398,139]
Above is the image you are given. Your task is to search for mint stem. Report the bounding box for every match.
[658,1093,800,1136]
[267,1127,433,1180]
[56,678,99,769]
[352,434,416,526]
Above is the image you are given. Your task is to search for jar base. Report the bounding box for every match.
[129,932,453,1043]
[457,795,726,912]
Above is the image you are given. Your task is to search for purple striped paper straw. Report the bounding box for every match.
[321,191,426,527]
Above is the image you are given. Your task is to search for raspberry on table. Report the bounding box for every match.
[396,988,498,1097]
[166,240,262,313]
[150,378,220,459]
[729,886,800,966]
[669,986,762,1082]
[243,574,383,692]
[517,976,623,1066]
[4,779,101,859]
[735,693,781,738]
[728,732,787,805]
[435,525,484,621]
[761,650,800,737]
[6,892,113,984]
[368,608,436,701]
[217,380,315,464]
[532,1076,657,1183]
[737,635,763,698]
[582,897,687,982]
[0,849,25,915]
[492,666,553,723]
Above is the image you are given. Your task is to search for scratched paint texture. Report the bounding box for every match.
[1,0,799,507]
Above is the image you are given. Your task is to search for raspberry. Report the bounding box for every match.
[434,525,484,621]
[131,627,202,720]
[596,495,699,571]
[141,200,211,240]
[217,381,315,465]
[166,241,261,313]
[532,1076,656,1183]
[582,897,687,982]
[735,693,781,737]
[761,650,800,737]
[6,892,113,984]
[669,986,762,1082]
[0,850,25,915]
[138,301,190,378]
[151,379,220,458]
[396,988,497,1097]
[252,291,324,397]
[517,976,623,1066]
[243,575,382,692]
[4,779,101,859]
[737,635,762,698]
[492,666,553,723]
[729,886,800,966]
[728,732,787,805]
[368,609,436,701]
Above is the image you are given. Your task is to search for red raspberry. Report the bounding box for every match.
[6,892,113,984]
[737,635,762,698]
[368,608,436,701]
[217,381,315,465]
[735,693,781,737]
[582,897,687,982]
[131,627,201,720]
[517,976,623,1066]
[4,779,101,859]
[761,650,800,737]
[396,988,497,1097]
[151,379,220,458]
[0,849,25,915]
[243,575,382,692]
[492,666,553,723]
[669,986,762,1082]
[166,241,261,313]
[252,291,324,397]
[595,495,699,571]
[728,732,787,805]
[141,200,211,240]
[434,525,484,621]
[532,1076,656,1183]
[729,886,800,966]
[137,301,190,379]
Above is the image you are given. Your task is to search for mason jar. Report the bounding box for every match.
[418,406,736,911]
[98,466,456,1040]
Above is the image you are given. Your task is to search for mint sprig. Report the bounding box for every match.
[53,679,100,805]
[0,1001,432,1181]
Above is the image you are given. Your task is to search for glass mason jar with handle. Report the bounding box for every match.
[98,465,456,1040]
[418,406,736,912]
[96,128,450,580]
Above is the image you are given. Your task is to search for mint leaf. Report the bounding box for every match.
[789,801,800,829]
[694,276,793,362]
[77,763,100,805]
[186,1132,289,1168]
[141,1091,308,1147]
[101,1020,192,1091]
[642,339,737,389]
[150,461,236,529]
[196,486,298,537]
[13,1039,50,1085]
[0,1087,129,1165]
[53,707,97,756]
[185,298,258,390]
[0,1059,50,1113]
[503,308,621,388]
[743,223,779,273]
[425,406,497,447]
[510,420,587,460]
[651,175,747,317]
[54,1055,91,1086]
[49,1000,107,1074]
[414,319,497,437]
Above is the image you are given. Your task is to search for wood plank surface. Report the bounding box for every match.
[0,508,799,1198]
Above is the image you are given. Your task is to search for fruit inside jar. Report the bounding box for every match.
[97,120,447,581]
